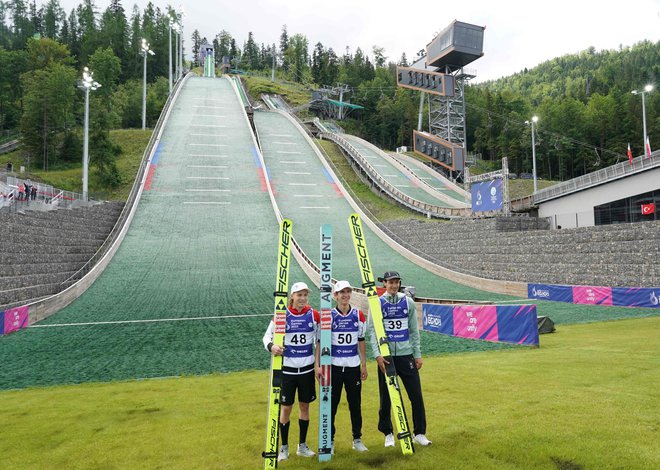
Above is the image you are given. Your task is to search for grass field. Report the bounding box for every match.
[0,129,151,201]
[1,316,658,469]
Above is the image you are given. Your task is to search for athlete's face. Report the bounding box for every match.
[384,278,401,296]
[291,290,309,310]
[333,288,352,308]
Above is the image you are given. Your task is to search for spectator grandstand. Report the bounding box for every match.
[0,201,124,309]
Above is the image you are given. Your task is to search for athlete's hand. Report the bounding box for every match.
[271,344,284,356]
[376,356,389,375]
[360,364,368,380]
[315,365,323,382]
[415,358,423,370]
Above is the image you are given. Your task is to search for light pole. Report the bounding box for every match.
[140,38,155,130]
[168,19,173,93]
[178,6,185,78]
[525,115,539,193]
[172,23,180,81]
[78,67,101,202]
[631,84,653,154]
[178,22,183,78]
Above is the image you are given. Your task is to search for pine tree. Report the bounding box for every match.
[191,29,200,67]
[42,0,63,40]
[279,24,288,72]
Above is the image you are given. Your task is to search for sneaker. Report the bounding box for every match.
[414,434,432,446]
[384,433,395,447]
[352,438,369,452]
[296,442,316,457]
[278,444,289,461]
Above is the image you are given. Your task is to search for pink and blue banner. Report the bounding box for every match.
[1,306,29,336]
[528,283,659,308]
[423,304,539,346]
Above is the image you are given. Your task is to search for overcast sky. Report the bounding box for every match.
[58,0,660,82]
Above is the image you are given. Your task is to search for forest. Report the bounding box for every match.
[1,0,658,185]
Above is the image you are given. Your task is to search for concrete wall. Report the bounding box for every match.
[538,167,660,229]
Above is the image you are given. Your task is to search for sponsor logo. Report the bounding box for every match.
[532,286,550,298]
[350,215,372,283]
[651,291,659,306]
[425,315,442,328]
[277,221,291,291]
[268,417,278,452]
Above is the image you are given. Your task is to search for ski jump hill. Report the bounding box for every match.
[1,76,656,390]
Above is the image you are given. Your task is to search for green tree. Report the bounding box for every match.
[284,33,309,83]
[243,31,259,70]
[215,29,231,64]
[279,24,288,72]
[191,28,200,67]
[76,0,97,65]
[98,0,129,79]
[0,47,27,131]
[25,36,73,70]
[88,47,123,186]
[42,0,64,40]
[20,61,76,170]
[9,0,33,49]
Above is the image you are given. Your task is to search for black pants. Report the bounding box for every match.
[377,354,426,436]
[331,364,363,440]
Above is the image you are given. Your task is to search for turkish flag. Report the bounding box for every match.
[641,203,655,215]
[627,143,633,165]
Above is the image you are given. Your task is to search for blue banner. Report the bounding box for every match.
[471,179,502,212]
[528,284,573,303]
[0,311,4,335]
[611,287,660,308]
[496,305,539,345]
[528,283,659,308]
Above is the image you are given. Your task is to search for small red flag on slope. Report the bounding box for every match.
[646,136,652,158]
[641,203,655,215]
[627,143,633,165]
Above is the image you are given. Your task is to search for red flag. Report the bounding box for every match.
[627,143,633,165]
[646,136,652,158]
[641,203,655,215]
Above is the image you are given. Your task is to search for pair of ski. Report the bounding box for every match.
[261,220,334,468]
[263,216,413,469]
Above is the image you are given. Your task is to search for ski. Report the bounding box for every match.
[348,213,415,456]
[263,219,293,469]
[318,224,333,461]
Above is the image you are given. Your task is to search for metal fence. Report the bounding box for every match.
[0,174,82,211]
[320,132,470,219]
[534,150,660,204]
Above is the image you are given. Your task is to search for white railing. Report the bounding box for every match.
[320,132,470,218]
[534,150,660,203]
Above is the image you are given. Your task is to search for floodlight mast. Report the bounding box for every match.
[79,67,101,202]
[140,39,155,130]
[525,116,539,193]
[631,84,654,155]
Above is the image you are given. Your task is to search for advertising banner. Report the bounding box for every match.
[611,287,660,308]
[2,306,29,335]
[423,304,538,346]
[572,286,613,306]
[471,179,502,212]
[528,283,573,303]
[528,283,659,308]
